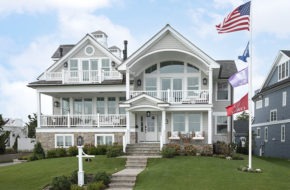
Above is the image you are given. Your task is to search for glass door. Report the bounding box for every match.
[82,60,89,82]
[161,78,182,102]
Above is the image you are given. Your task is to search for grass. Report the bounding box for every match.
[0,156,126,190]
[135,155,290,190]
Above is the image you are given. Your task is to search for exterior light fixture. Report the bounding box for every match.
[146,111,151,117]
[137,79,142,86]
[203,78,207,85]
[77,136,84,146]
[54,101,60,107]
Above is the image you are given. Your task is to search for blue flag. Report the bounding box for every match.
[238,42,250,62]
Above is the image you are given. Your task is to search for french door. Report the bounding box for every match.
[161,78,182,102]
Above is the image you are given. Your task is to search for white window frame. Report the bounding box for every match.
[270,109,277,122]
[171,112,203,133]
[256,128,261,138]
[84,45,95,56]
[264,127,268,142]
[278,60,289,81]
[282,91,287,107]
[55,134,74,148]
[264,97,269,107]
[95,134,114,146]
[215,115,229,135]
[281,125,285,142]
[256,100,263,109]
[216,81,230,101]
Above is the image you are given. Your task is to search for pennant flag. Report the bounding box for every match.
[228,67,248,88]
[238,42,250,62]
[226,93,248,116]
[216,1,251,34]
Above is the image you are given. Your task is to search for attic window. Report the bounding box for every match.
[96,34,103,38]
[85,45,95,56]
[278,60,289,81]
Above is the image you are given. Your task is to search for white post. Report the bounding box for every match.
[161,110,166,149]
[167,89,170,102]
[98,69,102,83]
[208,68,213,104]
[126,70,130,100]
[97,113,100,127]
[126,111,130,144]
[67,112,70,128]
[37,92,41,128]
[77,146,84,186]
[208,109,212,144]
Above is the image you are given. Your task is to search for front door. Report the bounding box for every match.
[145,115,157,141]
[138,113,160,142]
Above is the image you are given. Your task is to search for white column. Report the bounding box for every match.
[208,109,212,144]
[37,92,41,128]
[77,146,84,186]
[126,111,130,144]
[161,110,166,147]
[208,68,213,104]
[126,70,130,100]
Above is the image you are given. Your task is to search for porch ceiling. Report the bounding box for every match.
[129,50,210,76]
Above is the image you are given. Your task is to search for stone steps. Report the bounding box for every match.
[126,143,160,156]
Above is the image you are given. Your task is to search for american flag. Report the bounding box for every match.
[216,1,251,34]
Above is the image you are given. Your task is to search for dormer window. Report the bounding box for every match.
[85,45,95,56]
[278,60,289,81]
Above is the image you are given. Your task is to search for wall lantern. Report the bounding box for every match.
[137,79,142,86]
[146,111,151,117]
[203,78,207,85]
[77,136,84,146]
[63,62,68,68]
[54,101,60,107]
[111,61,116,67]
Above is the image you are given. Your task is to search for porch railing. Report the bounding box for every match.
[44,70,122,84]
[129,90,209,104]
[40,114,126,128]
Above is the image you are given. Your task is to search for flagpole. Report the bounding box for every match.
[248,0,253,169]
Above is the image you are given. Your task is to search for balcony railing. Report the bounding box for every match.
[130,90,209,104]
[40,114,126,128]
[44,70,122,83]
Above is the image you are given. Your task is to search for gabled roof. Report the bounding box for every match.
[51,44,75,59]
[216,60,237,79]
[38,33,122,80]
[281,50,290,57]
[117,24,220,71]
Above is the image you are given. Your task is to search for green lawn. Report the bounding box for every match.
[135,156,290,190]
[0,156,126,190]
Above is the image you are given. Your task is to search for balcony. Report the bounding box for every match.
[44,70,122,84]
[40,114,126,128]
[130,90,209,104]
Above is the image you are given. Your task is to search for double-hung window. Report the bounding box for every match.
[216,116,228,134]
[96,97,105,114]
[278,61,289,81]
[270,109,277,122]
[55,134,74,148]
[281,125,285,142]
[95,134,114,146]
[282,92,287,107]
[264,127,268,142]
[217,82,229,100]
[108,97,116,114]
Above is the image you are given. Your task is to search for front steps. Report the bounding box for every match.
[126,143,161,156]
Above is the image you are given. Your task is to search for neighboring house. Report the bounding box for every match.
[3,119,26,148]
[233,120,248,147]
[28,24,237,151]
[252,50,290,159]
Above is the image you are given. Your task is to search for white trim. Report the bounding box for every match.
[270,109,277,122]
[84,45,95,56]
[95,134,114,146]
[215,114,229,135]
[37,128,128,133]
[282,91,287,107]
[264,97,269,107]
[55,134,74,148]
[264,127,268,142]
[252,118,290,127]
[256,127,261,138]
[255,99,263,110]
[216,81,230,101]
[281,125,285,142]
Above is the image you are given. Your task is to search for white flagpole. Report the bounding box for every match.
[248,0,253,169]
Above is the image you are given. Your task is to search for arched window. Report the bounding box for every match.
[187,63,199,73]
[160,61,184,73]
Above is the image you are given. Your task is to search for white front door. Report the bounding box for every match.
[145,115,157,141]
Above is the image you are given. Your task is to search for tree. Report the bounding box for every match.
[0,114,10,154]
[236,111,249,121]
[26,113,37,138]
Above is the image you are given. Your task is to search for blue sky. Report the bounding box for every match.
[1,0,290,122]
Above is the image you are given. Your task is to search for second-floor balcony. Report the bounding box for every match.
[130,90,209,104]
[44,70,122,84]
[40,114,126,128]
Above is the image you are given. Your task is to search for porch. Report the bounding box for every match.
[40,114,126,128]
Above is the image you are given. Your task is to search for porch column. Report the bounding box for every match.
[126,110,130,144]
[126,69,130,100]
[208,109,212,144]
[37,91,41,128]
[208,68,213,104]
[161,110,166,148]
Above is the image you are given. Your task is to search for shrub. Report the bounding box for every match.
[87,181,106,190]
[87,145,98,155]
[50,175,71,190]
[213,141,230,155]
[13,135,19,152]
[201,145,213,156]
[96,145,107,155]
[161,146,176,158]
[93,172,111,187]
[166,144,181,155]
[106,145,123,158]
[70,184,85,190]
[56,148,67,157]
[47,149,58,158]
[83,144,94,154]
[32,142,45,160]
[184,144,197,156]
[68,146,78,156]
[70,170,88,185]
[5,148,16,154]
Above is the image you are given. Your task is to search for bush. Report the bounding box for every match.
[13,135,19,152]
[83,144,94,154]
[93,172,111,187]
[166,144,181,155]
[96,145,107,155]
[87,181,106,190]
[50,175,71,190]
[201,145,213,156]
[47,149,58,158]
[5,148,16,154]
[56,148,67,157]
[213,141,230,155]
[161,146,176,158]
[106,145,123,158]
[32,142,45,160]
[70,184,85,190]
[68,146,78,156]
[184,144,197,156]
[70,170,88,185]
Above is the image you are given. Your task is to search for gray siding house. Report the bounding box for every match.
[252,50,290,159]
[28,25,237,152]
